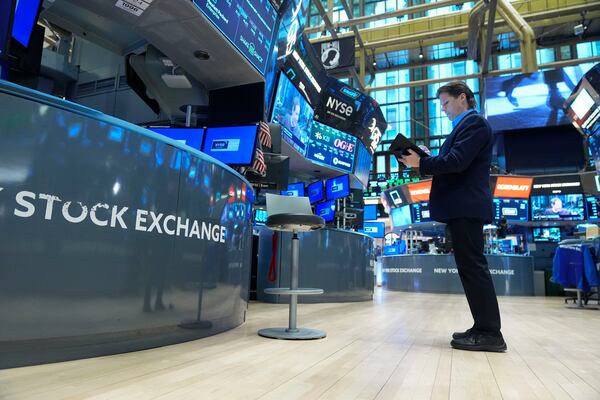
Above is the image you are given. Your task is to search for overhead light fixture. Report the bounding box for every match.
[418,42,424,59]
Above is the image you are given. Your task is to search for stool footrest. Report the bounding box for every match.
[264,288,324,295]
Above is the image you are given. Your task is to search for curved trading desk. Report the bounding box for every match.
[381,254,534,296]
[257,227,375,303]
[0,81,254,368]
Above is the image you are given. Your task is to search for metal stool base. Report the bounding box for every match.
[258,327,326,340]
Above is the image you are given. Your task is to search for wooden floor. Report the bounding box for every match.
[1,290,600,400]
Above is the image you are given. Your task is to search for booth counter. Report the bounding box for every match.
[381,254,534,296]
[0,81,254,368]
[257,227,375,303]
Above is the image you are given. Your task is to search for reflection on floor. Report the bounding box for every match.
[1,289,600,400]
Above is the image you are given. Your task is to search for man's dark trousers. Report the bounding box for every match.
[447,217,501,334]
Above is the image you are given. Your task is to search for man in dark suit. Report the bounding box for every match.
[399,81,506,352]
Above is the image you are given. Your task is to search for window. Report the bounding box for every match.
[577,41,600,58]
[497,53,521,70]
[536,48,555,64]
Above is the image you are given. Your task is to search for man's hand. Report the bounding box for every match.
[399,149,422,168]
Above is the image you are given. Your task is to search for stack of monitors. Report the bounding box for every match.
[492,198,529,222]
[281,182,305,197]
[201,125,259,166]
[532,227,561,242]
[310,175,351,223]
[530,194,585,221]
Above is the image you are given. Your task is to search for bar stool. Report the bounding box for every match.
[258,194,326,340]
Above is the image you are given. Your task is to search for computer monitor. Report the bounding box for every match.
[307,180,324,204]
[281,182,305,197]
[361,221,385,238]
[391,205,412,227]
[254,209,268,226]
[410,202,432,223]
[585,196,600,221]
[325,174,350,200]
[270,73,314,156]
[492,198,529,222]
[201,125,258,166]
[11,0,42,48]
[363,204,378,221]
[532,227,561,242]
[148,127,205,151]
[315,200,336,222]
[530,194,584,221]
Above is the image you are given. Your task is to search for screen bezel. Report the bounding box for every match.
[201,124,258,167]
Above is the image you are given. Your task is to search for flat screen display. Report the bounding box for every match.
[391,205,412,227]
[306,120,356,173]
[325,174,350,200]
[271,73,314,156]
[0,0,13,56]
[315,200,336,222]
[307,180,324,204]
[11,0,42,47]
[353,140,372,188]
[410,202,432,223]
[484,64,594,131]
[363,204,377,221]
[532,227,561,242]
[148,128,205,150]
[361,222,385,238]
[585,196,600,221]
[201,125,258,166]
[492,198,529,222]
[254,209,268,225]
[530,194,585,221]
[281,182,305,197]
[192,0,277,75]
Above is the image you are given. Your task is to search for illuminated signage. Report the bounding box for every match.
[325,96,354,118]
[407,181,432,202]
[306,120,356,173]
[493,177,533,198]
[368,118,382,153]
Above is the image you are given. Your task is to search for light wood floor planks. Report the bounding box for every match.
[1,290,600,400]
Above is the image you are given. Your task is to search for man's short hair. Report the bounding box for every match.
[436,81,477,109]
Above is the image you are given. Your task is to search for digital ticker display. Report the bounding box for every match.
[192,0,277,75]
[492,198,529,222]
[306,120,356,173]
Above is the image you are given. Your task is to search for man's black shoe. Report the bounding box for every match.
[452,328,472,340]
[451,333,507,352]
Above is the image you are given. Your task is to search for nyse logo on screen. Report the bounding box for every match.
[211,139,240,152]
[326,96,353,117]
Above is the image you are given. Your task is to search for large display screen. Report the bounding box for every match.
[363,204,378,221]
[271,73,314,156]
[148,128,204,150]
[307,180,324,204]
[11,0,42,47]
[315,200,336,222]
[565,64,600,136]
[281,182,305,197]
[484,64,594,131]
[192,0,277,75]
[306,120,356,173]
[532,227,561,242]
[361,222,385,238]
[201,125,258,166]
[391,205,412,227]
[254,209,268,226]
[492,198,529,222]
[353,140,372,188]
[325,174,350,200]
[530,194,585,221]
[410,202,432,223]
[585,196,600,221]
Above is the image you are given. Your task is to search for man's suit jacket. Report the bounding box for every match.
[419,110,493,223]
